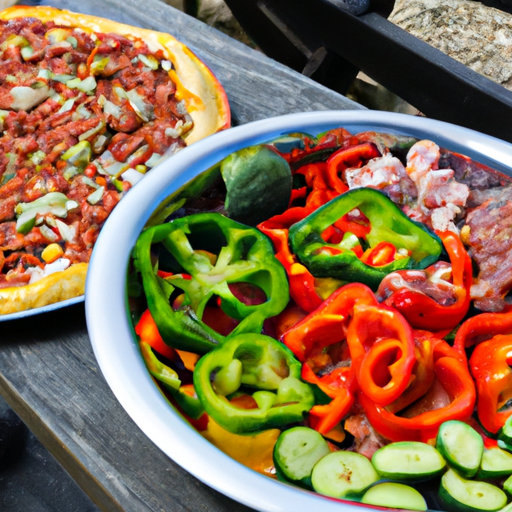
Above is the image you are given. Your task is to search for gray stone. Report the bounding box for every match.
[389,0,512,90]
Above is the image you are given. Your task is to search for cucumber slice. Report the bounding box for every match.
[440,468,507,512]
[311,450,379,499]
[362,482,427,511]
[273,426,331,488]
[372,441,446,480]
[437,420,484,478]
[499,415,512,446]
[478,448,512,479]
[498,440,512,454]
[503,474,512,495]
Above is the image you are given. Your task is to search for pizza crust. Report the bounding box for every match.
[0,6,230,315]
[0,263,87,315]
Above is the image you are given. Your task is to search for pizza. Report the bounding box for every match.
[0,6,230,315]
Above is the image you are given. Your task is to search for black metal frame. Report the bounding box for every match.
[223,0,512,144]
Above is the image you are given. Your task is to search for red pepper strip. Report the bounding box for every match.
[347,304,415,406]
[383,230,472,331]
[289,186,307,205]
[295,162,329,191]
[259,208,324,313]
[334,214,371,239]
[360,241,397,267]
[386,330,435,414]
[360,337,476,442]
[469,334,512,434]
[326,143,381,194]
[302,364,356,434]
[259,225,323,313]
[135,309,176,361]
[282,282,377,361]
[453,310,512,362]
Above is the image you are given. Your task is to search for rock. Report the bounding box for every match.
[389,0,512,91]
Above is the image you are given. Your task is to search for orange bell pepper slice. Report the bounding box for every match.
[470,334,512,435]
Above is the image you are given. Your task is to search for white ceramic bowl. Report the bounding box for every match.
[85,110,512,512]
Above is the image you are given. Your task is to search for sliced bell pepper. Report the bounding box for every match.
[385,330,435,414]
[193,333,315,434]
[453,310,512,362]
[469,334,512,435]
[360,338,476,442]
[282,282,377,361]
[346,303,416,406]
[259,207,324,312]
[201,419,280,477]
[135,309,176,361]
[289,188,443,290]
[360,241,397,267]
[301,363,356,435]
[139,341,205,420]
[133,213,289,353]
[378,230,472,331]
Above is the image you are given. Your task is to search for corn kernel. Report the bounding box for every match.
[135,165,147,174]
[460,225,471,245]
[41,243,64,263]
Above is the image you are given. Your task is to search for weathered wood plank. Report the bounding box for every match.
[0,1,364,510]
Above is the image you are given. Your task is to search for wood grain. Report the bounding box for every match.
[0,1,363,510]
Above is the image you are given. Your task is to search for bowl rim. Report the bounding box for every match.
[85,110,512,512]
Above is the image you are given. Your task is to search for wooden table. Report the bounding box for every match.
[0,1,363,510]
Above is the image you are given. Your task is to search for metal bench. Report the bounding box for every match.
[222,0,512,143]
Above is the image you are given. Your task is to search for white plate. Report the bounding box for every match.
[85,110,512,512]
[0,295,84,322]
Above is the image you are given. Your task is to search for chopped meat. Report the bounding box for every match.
[344,412,387,459]
[466,186,512,311]
[345,153,417,204]
[404,140,470,233]
[439,149,509,190]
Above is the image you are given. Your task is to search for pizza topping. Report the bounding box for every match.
[0,15,197,289]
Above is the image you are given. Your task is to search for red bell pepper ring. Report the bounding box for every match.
[386,330,436,414]
[301,364,356,434]
[326,142,381,194]
[453,310,512,362]
[359,337,476,442]
[469,334,512,434]
[346,303,416,406]
[360,241,397,267]
[380,230,472,331]
[282,282,377,361]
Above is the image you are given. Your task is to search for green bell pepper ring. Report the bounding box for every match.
[133,213,289,353]
[160,213,289,335]
[139,341,205,419]
[134,223,224,354]
[289,188,442,290]
[193,333,315,434]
